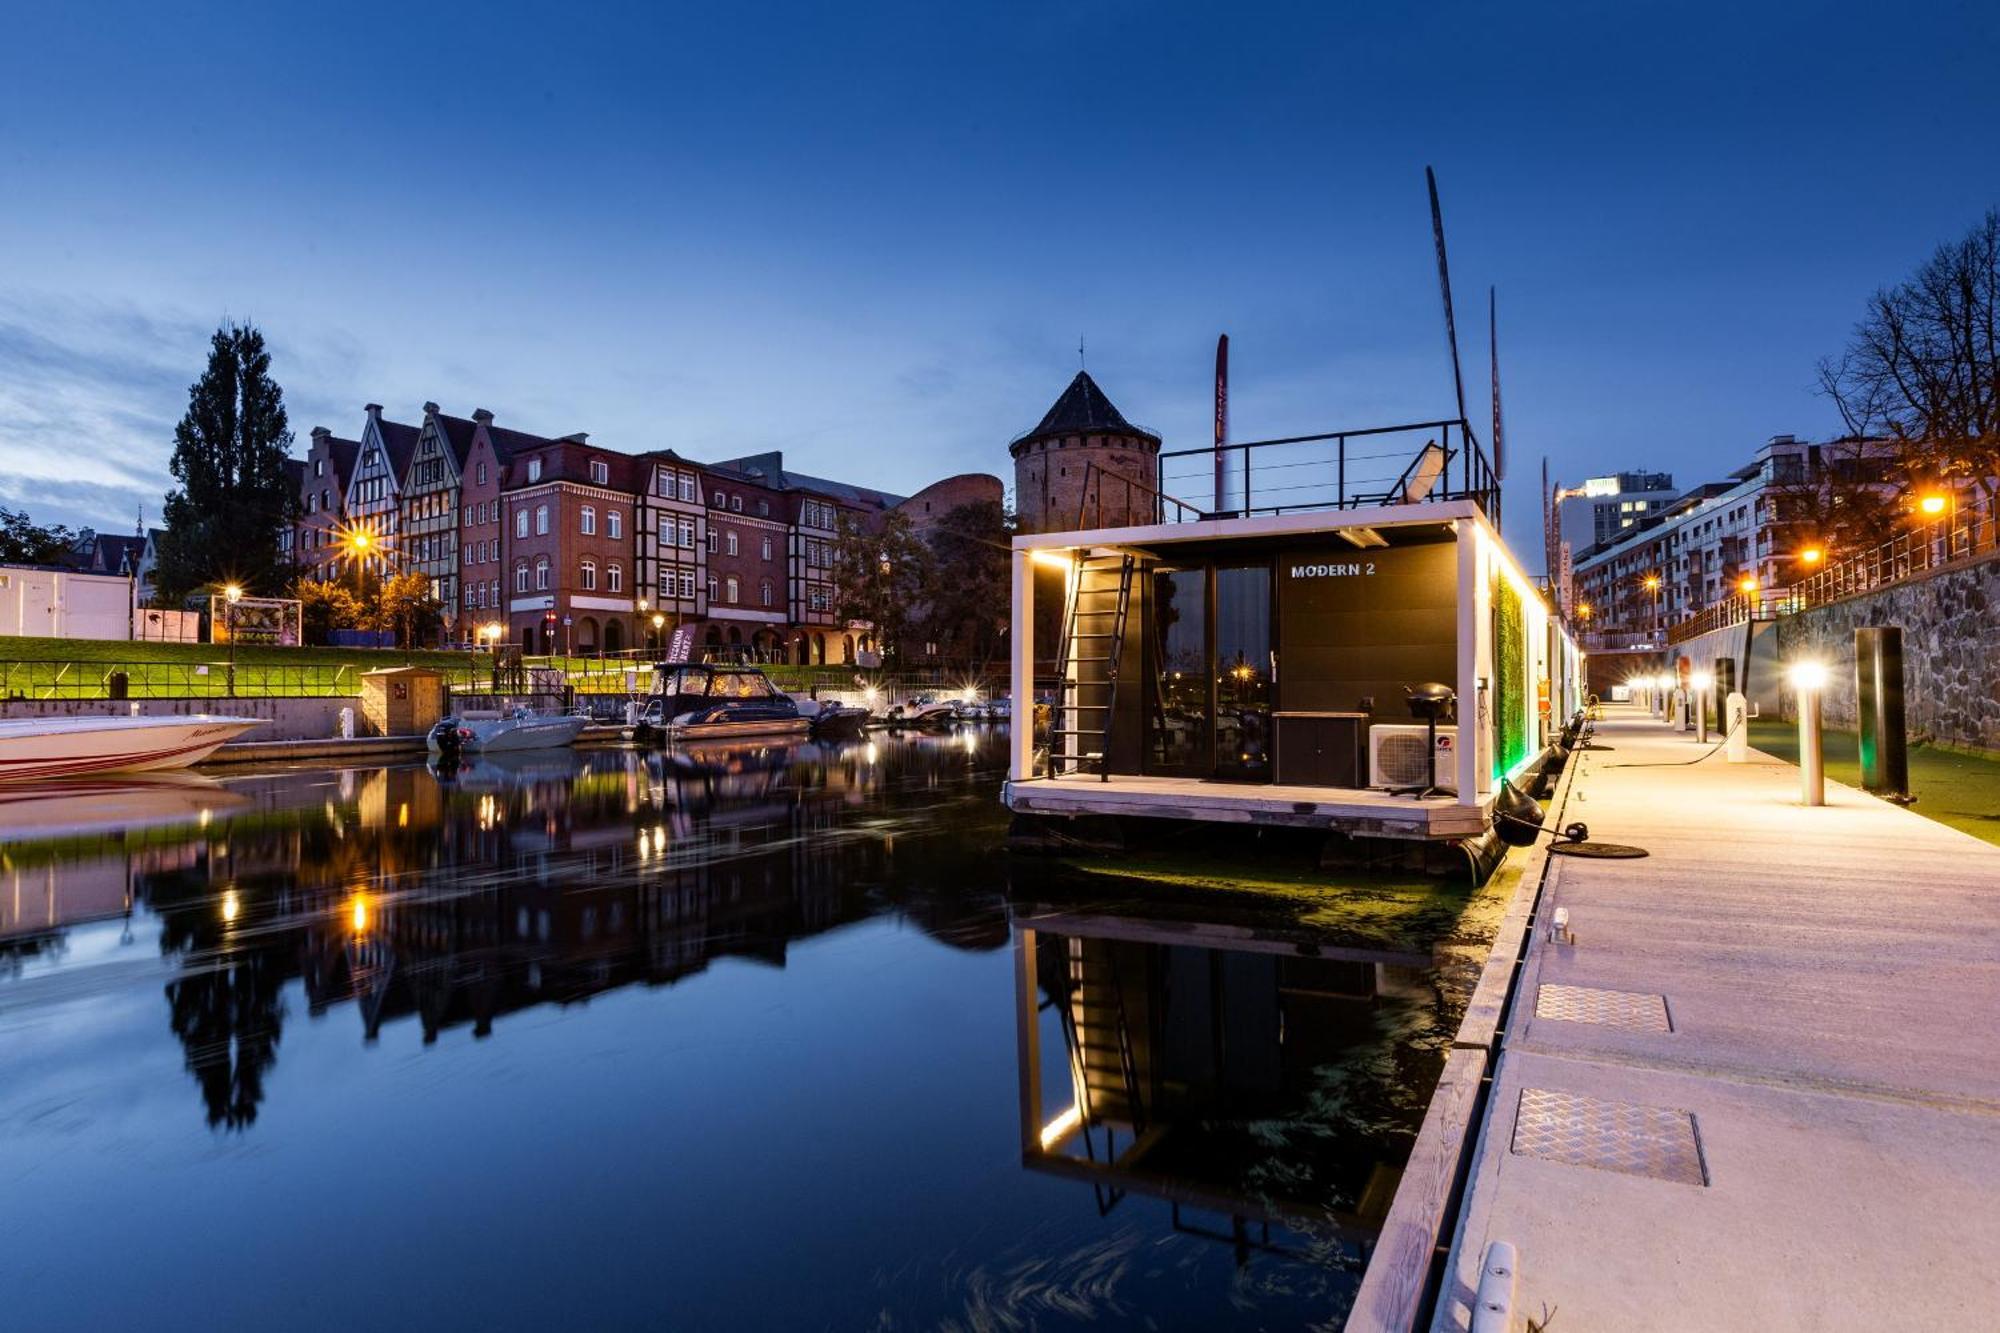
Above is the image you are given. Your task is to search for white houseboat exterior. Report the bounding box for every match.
[1003,429,1582,851]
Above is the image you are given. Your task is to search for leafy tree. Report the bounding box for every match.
[291,576,362,645]
[917,499,1013,669]
[833,510,930,666]
[1820,209,2000,503]
[366,571,442,648]
[0,506,79,565]
[156,324,298,602]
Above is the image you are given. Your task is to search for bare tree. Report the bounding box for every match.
[1819,209,2000,502]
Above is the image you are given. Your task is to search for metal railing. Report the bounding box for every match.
[1659,491,1996,646]
[1153,416,1501,526]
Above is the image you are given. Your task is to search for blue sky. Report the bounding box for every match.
[1,0,1994,556]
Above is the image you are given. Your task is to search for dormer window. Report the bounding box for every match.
[590,459,610,485]
[527,457,543,483]
[714,490,727,508]
[730,496,742,513]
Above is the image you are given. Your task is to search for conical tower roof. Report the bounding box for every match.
[1013,371,1159,454]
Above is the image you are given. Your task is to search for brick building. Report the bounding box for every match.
[295,427,359,582]
[401,404,479,623]
[1010,371,1160,533]
[635,452,710,652]
[500,435,644,655]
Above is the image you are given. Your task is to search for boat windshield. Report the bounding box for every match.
[712,671,778,699]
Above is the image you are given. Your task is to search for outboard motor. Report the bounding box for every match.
[428,716,469,760]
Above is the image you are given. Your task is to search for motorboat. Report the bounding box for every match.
[0,714,261,783]
[802,700,871,739]
[427,707,590,758]
[630,663,810,744]
[886,694,959,730]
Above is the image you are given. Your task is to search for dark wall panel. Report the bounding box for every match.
[1276,541,1458,723]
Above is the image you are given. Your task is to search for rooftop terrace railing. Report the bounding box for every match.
[1150,417,1501,528]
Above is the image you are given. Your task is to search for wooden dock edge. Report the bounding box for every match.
[1345,746,1585,1332]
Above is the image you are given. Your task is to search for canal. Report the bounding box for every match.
[0,730,1505,1330]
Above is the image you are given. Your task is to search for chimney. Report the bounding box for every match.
[473,408,494,425]
[424,401,440,416]
[311,426,330,443]
[364,403,383,420]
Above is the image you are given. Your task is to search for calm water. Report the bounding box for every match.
[0,730,1481,1331]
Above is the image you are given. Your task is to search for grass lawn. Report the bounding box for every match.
[1749,718,2000,848]
[0,635,984,699]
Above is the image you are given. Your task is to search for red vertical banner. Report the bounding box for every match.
[1213,333,1230,512]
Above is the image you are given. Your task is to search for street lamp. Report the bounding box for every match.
[1642,574,1662,643]
[1918,492,1947,517]
[1799,545,1824,566]
[1789,661,1828,806]
[223,583,242,695]
[651,611,666,651]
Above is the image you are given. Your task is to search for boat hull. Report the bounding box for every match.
[0,715,262,783]
[664,717,812,743]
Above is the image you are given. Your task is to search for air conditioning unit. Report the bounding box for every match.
[1369,724,1458,788]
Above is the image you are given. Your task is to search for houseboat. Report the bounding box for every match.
[1002,421,1582,866]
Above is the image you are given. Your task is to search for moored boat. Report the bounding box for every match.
[427,708,589,757]
[0,714,262,783]
[630,663,810,744]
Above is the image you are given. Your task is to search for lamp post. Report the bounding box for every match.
[223,583,242,696]
[651,611,666,653]
[1643,573,1662,645]
[1790,661,1827,806]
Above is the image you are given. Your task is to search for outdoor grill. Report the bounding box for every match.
[1393,682,1458,800]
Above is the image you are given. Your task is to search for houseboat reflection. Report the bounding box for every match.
[1012,908,1442,1267]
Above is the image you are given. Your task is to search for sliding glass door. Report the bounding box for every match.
[1145,563,1272,782]
[1148,567,1209,775]
[1213,565,1272,781]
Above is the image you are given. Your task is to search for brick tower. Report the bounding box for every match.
[1010,371,1161,533]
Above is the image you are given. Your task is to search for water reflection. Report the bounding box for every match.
[0,728,1484,1329]
[2,733,1009,1131]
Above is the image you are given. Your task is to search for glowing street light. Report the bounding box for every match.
[1789,661,1829,806]
[1738,575,1758,597]
[1799,546,1824,566]
[1918,492,1948,517]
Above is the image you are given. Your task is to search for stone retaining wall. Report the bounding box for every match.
[0,695,369,741]
[1773,553,1999,752]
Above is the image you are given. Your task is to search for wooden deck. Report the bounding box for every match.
[1003,771,1493,839]
[1353,704,2000,1332]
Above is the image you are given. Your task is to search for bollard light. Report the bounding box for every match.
[1690,670,1714,743]
[1789,661,1828,805]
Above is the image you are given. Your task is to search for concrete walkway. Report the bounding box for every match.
[1433,704,2000,1331]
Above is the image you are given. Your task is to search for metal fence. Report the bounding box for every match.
[1664,492,1997,646]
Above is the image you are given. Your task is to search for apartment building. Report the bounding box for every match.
[343,405,421,579]
[502,435,644,654]
[400,404,478,622]
[295,427,359,581]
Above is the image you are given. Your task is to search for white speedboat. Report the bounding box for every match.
[428,708,589,756]
[0,714,262,783]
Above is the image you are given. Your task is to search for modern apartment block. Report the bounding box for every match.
[1570,434,1896,644]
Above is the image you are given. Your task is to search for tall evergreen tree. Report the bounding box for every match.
[155,324,297,601]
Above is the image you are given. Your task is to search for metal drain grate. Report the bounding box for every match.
[1511,1087,1707,1186]
[1535,984,1672,1032]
